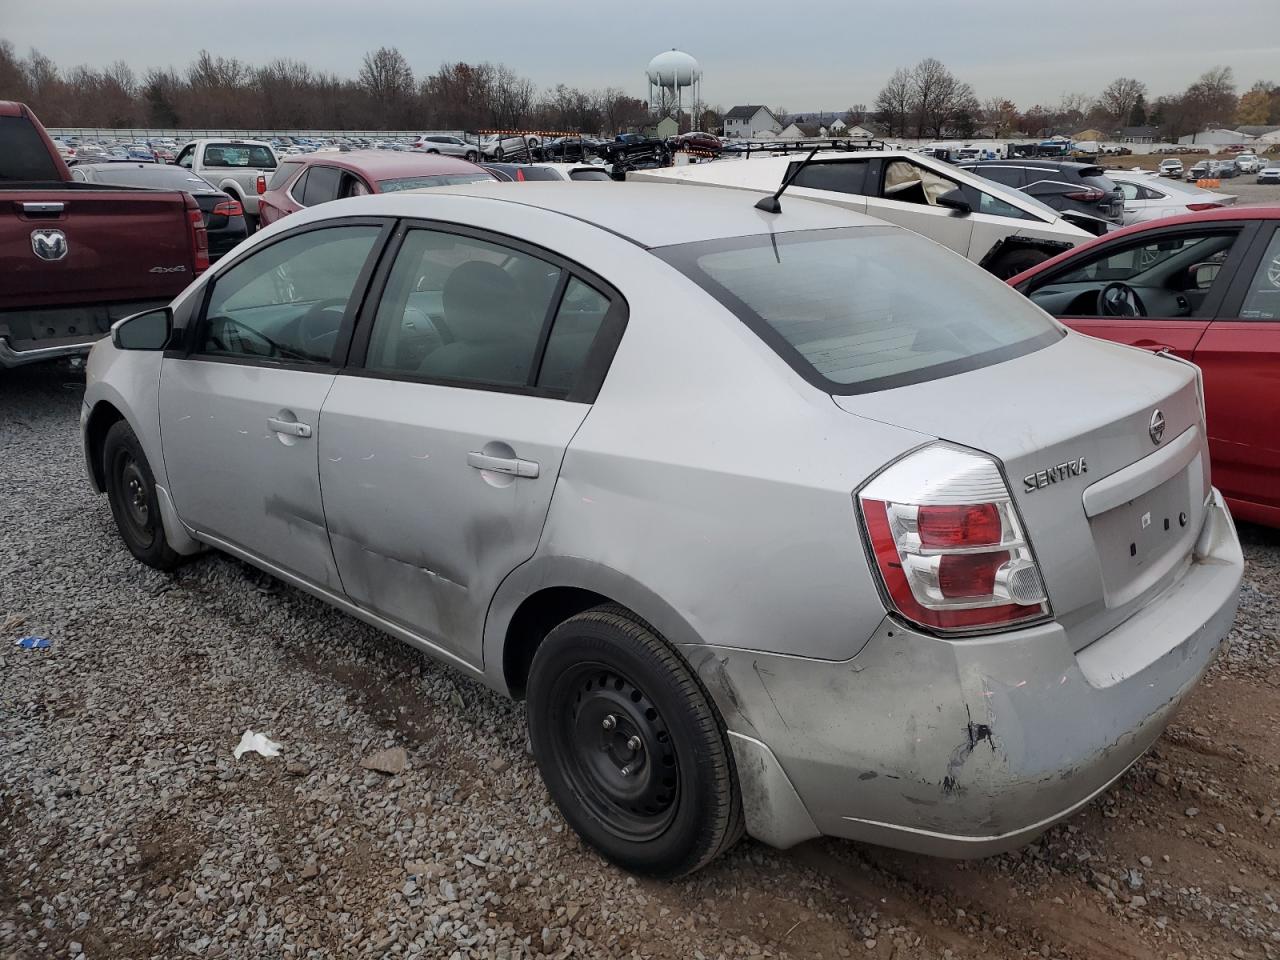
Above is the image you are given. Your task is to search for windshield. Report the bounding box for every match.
[656,226,1063,394]
[378,173,495,192]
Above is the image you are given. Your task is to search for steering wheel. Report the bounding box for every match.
[297,298,349,359]
[1098,282,1146,318]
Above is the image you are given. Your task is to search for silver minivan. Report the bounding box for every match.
[81,183,1243,877]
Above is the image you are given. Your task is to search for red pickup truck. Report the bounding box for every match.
[0,101,208,368]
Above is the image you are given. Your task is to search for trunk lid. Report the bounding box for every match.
[835,333,1208,650]
[1,186,195,310]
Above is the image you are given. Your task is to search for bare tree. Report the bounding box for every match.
[1096,77,1147,127]
[874,67,913,136]
[359,47,415,126]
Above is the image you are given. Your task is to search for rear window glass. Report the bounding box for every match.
[81,165,215,191]
[0,115,62,181]
[267,160,302,190]
[569,169,611,182]
[204,143,277,169]
[378,173,494,192]
[656,227,1062,394]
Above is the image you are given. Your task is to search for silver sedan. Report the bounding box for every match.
[82,182,1243,877]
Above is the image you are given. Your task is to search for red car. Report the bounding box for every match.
[1009,207,1280,526]
[257,151,496,226]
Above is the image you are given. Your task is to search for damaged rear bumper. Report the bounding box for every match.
[690,489,1243,857]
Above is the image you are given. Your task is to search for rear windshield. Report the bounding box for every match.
[378,173,495,192]
[84,165,216,191]
[570,169,611,181]
[0,115,62,181]
[204,143,276,169]
[266,160,303,190]
[656,227,1063,394]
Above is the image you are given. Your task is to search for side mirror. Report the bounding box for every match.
[936,188,971,216]
[1190,262,1220,291]
[111,307,172,351]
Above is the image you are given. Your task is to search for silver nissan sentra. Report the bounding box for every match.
[81,182,1243,878]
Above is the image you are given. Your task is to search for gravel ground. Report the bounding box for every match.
[2,363,1278,960]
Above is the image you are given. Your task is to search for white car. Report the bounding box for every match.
[176,138,280,222]
[631,150,1091,277]
[482,134,542,160]
[1158,159,1184,178]
[413,135,481,161]
[1106,171,1237,224]
[488,162,613,183]
[1258,162,1280,185]
[1233,153,1263,174]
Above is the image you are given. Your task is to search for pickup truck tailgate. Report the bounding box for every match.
[2,189,196,310]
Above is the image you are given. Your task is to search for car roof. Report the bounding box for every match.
[284,149,484,180]
[632,151,1060,221]
[315,182,884,248]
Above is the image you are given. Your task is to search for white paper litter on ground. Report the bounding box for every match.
[233,730,282,760]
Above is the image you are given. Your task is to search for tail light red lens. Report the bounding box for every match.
[1186,202,1222,211]
[213,200,243,217]
[917,503,1001,548]
[188,207,209,274]
[858,444,1049,634]
[1065,187,1105,202]
[256,174,267,195]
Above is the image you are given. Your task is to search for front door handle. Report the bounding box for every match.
[467,451,539,478]
[267,417,312,438]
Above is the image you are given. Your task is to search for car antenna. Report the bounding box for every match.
[755,146,821,213]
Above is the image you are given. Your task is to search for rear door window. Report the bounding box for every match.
[972,165,1024,188]
[300,166,342,207]
[657,226,1062,394]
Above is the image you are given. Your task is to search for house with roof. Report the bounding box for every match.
[1074,129,1106,141]
[723,105,780,139]
[778,122,825,139]
[1115,125,1160,143]
[1179,128,1254,146]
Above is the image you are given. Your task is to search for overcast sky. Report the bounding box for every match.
[4,0,1278,111]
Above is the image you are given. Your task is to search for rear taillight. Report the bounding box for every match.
[858,444,1050,634]
[256,174,267,195]
[188,207,209,274]
[1186,202,1222,211]
[213,199,243,217]
[1065,187,1105,202]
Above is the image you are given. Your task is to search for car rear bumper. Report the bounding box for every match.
[694,488,1242,856]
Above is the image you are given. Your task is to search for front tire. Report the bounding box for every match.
[527,605,743,877]
[103,420,182,571]
[464,150,478,162]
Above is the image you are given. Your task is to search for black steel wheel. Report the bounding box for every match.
[103,419,182,571]
[528,605,743,877]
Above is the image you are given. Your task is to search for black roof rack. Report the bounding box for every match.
[724,137,888,159]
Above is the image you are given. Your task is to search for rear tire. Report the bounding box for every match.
[103,420,182,572]
[527,605,743,878]
[990,246,1051,279]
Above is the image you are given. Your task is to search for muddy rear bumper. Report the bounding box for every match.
[691,489,1243,857]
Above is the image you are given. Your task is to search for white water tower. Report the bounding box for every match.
[647,49,702,123]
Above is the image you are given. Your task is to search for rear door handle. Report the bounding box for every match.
[267,417,312,438]
[1133,340,1174,352]
[467,451,539,478]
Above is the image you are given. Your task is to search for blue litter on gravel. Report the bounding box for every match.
[16,636,51,649]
